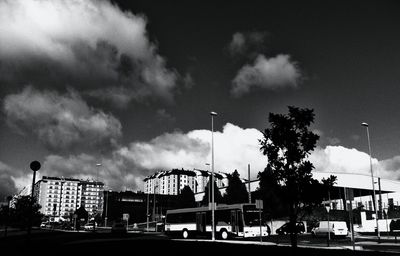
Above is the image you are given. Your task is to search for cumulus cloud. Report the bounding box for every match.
[3,86,122,150]
[228,31,268,58]
[0,0,179,104]
[118,123,268,180]
[0,161,24,199]
[309,145,400,180]
[6,126,400,195]
[231,54,301,97]
[40,153,145,191]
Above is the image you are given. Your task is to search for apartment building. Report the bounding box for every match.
[34,176,104,221]
[144,169,228,195]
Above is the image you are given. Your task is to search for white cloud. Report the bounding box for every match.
[228,31,268,57]
[309,145,400,180]
[40,153,142,191]
[231,54,301,97]
[0,161,24,199]
[5,126,400,195]
[229,32,246,55]
[118,123,268,180]
[3,86,122,150]
[0,0,179,104]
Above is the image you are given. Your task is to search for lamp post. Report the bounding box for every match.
[361,122,380,241]
[104,190,111,227]
[96,163,102,182]
[153,184,158,223]
[210,111,217,241]
[205,163,210,203]
[146,190,150,231]
[28,161,41,242]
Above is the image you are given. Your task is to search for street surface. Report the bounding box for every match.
[1,228,399,255]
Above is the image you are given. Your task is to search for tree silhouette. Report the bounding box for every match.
[8,195,43,229]
[224,170,248,204]
[201,180,223,206]
[258,106,336,248]
[177,186,196,208]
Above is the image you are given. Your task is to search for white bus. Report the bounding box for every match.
[165,203,271,239]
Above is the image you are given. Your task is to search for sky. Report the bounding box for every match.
[2,0,400,199]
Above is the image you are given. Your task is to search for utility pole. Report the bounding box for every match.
[248,164,251,203]
[146,192,149,231]
[210,111,217,241]
[362,122,380,242]
[378,177,383,219]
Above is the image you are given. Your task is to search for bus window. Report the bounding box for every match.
[237,210,244,232]
[196,212,206,232]
[243,205,263,227]
[182,212,196,223]
[216,209,231,225]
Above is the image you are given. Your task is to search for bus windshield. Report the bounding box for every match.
[243,205,266,226]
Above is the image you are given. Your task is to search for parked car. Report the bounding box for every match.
[276,222,305,235]
[84,222,97,231]
[311,221,348,238]
[111,221,127,234]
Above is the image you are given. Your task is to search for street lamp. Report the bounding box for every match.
[104,189,111,227]
[28,161,41,241]
[210,111,217,241]
[205,163,210,203]
[361,122,380,241]
[96,163,102,182]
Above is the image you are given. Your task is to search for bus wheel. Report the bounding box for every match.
[220,229,228,240]
[182,229,189,239]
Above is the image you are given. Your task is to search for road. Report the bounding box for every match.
[1,229,399,255]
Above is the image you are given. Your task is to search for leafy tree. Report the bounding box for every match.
[8,195,43,229]
[224,170,249,204]
[201,179,223,206]
[177,186,196,208]
[258,106,336,248]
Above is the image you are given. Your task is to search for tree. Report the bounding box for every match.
[8,195,43,229]
[224,170,248,204]
[74,206,88,230]
[201,180,223,206]
[177,186,196,208]
[258,106,336,248]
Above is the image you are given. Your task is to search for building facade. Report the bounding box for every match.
[144,169,228,195]
[34,176,104,221]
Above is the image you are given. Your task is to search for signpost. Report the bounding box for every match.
[384,208,389,235]
[73,214,78,230]
[325,205,330,247]
[256,200,263,243]
[123,213,130,230]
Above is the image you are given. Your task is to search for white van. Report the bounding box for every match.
[311,221,348,237]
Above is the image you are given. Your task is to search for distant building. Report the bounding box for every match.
[34,176,104,222]
[143,169,228,195]
[102,191,178,224]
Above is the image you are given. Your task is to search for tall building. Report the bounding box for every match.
[144,169,228,195]
[34,176,104,222]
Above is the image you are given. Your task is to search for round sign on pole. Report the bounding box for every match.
[325,206,330,213]
[30,161,41,171]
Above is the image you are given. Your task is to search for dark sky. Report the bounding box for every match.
[117,0,400,158]
[2,0,400,197]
